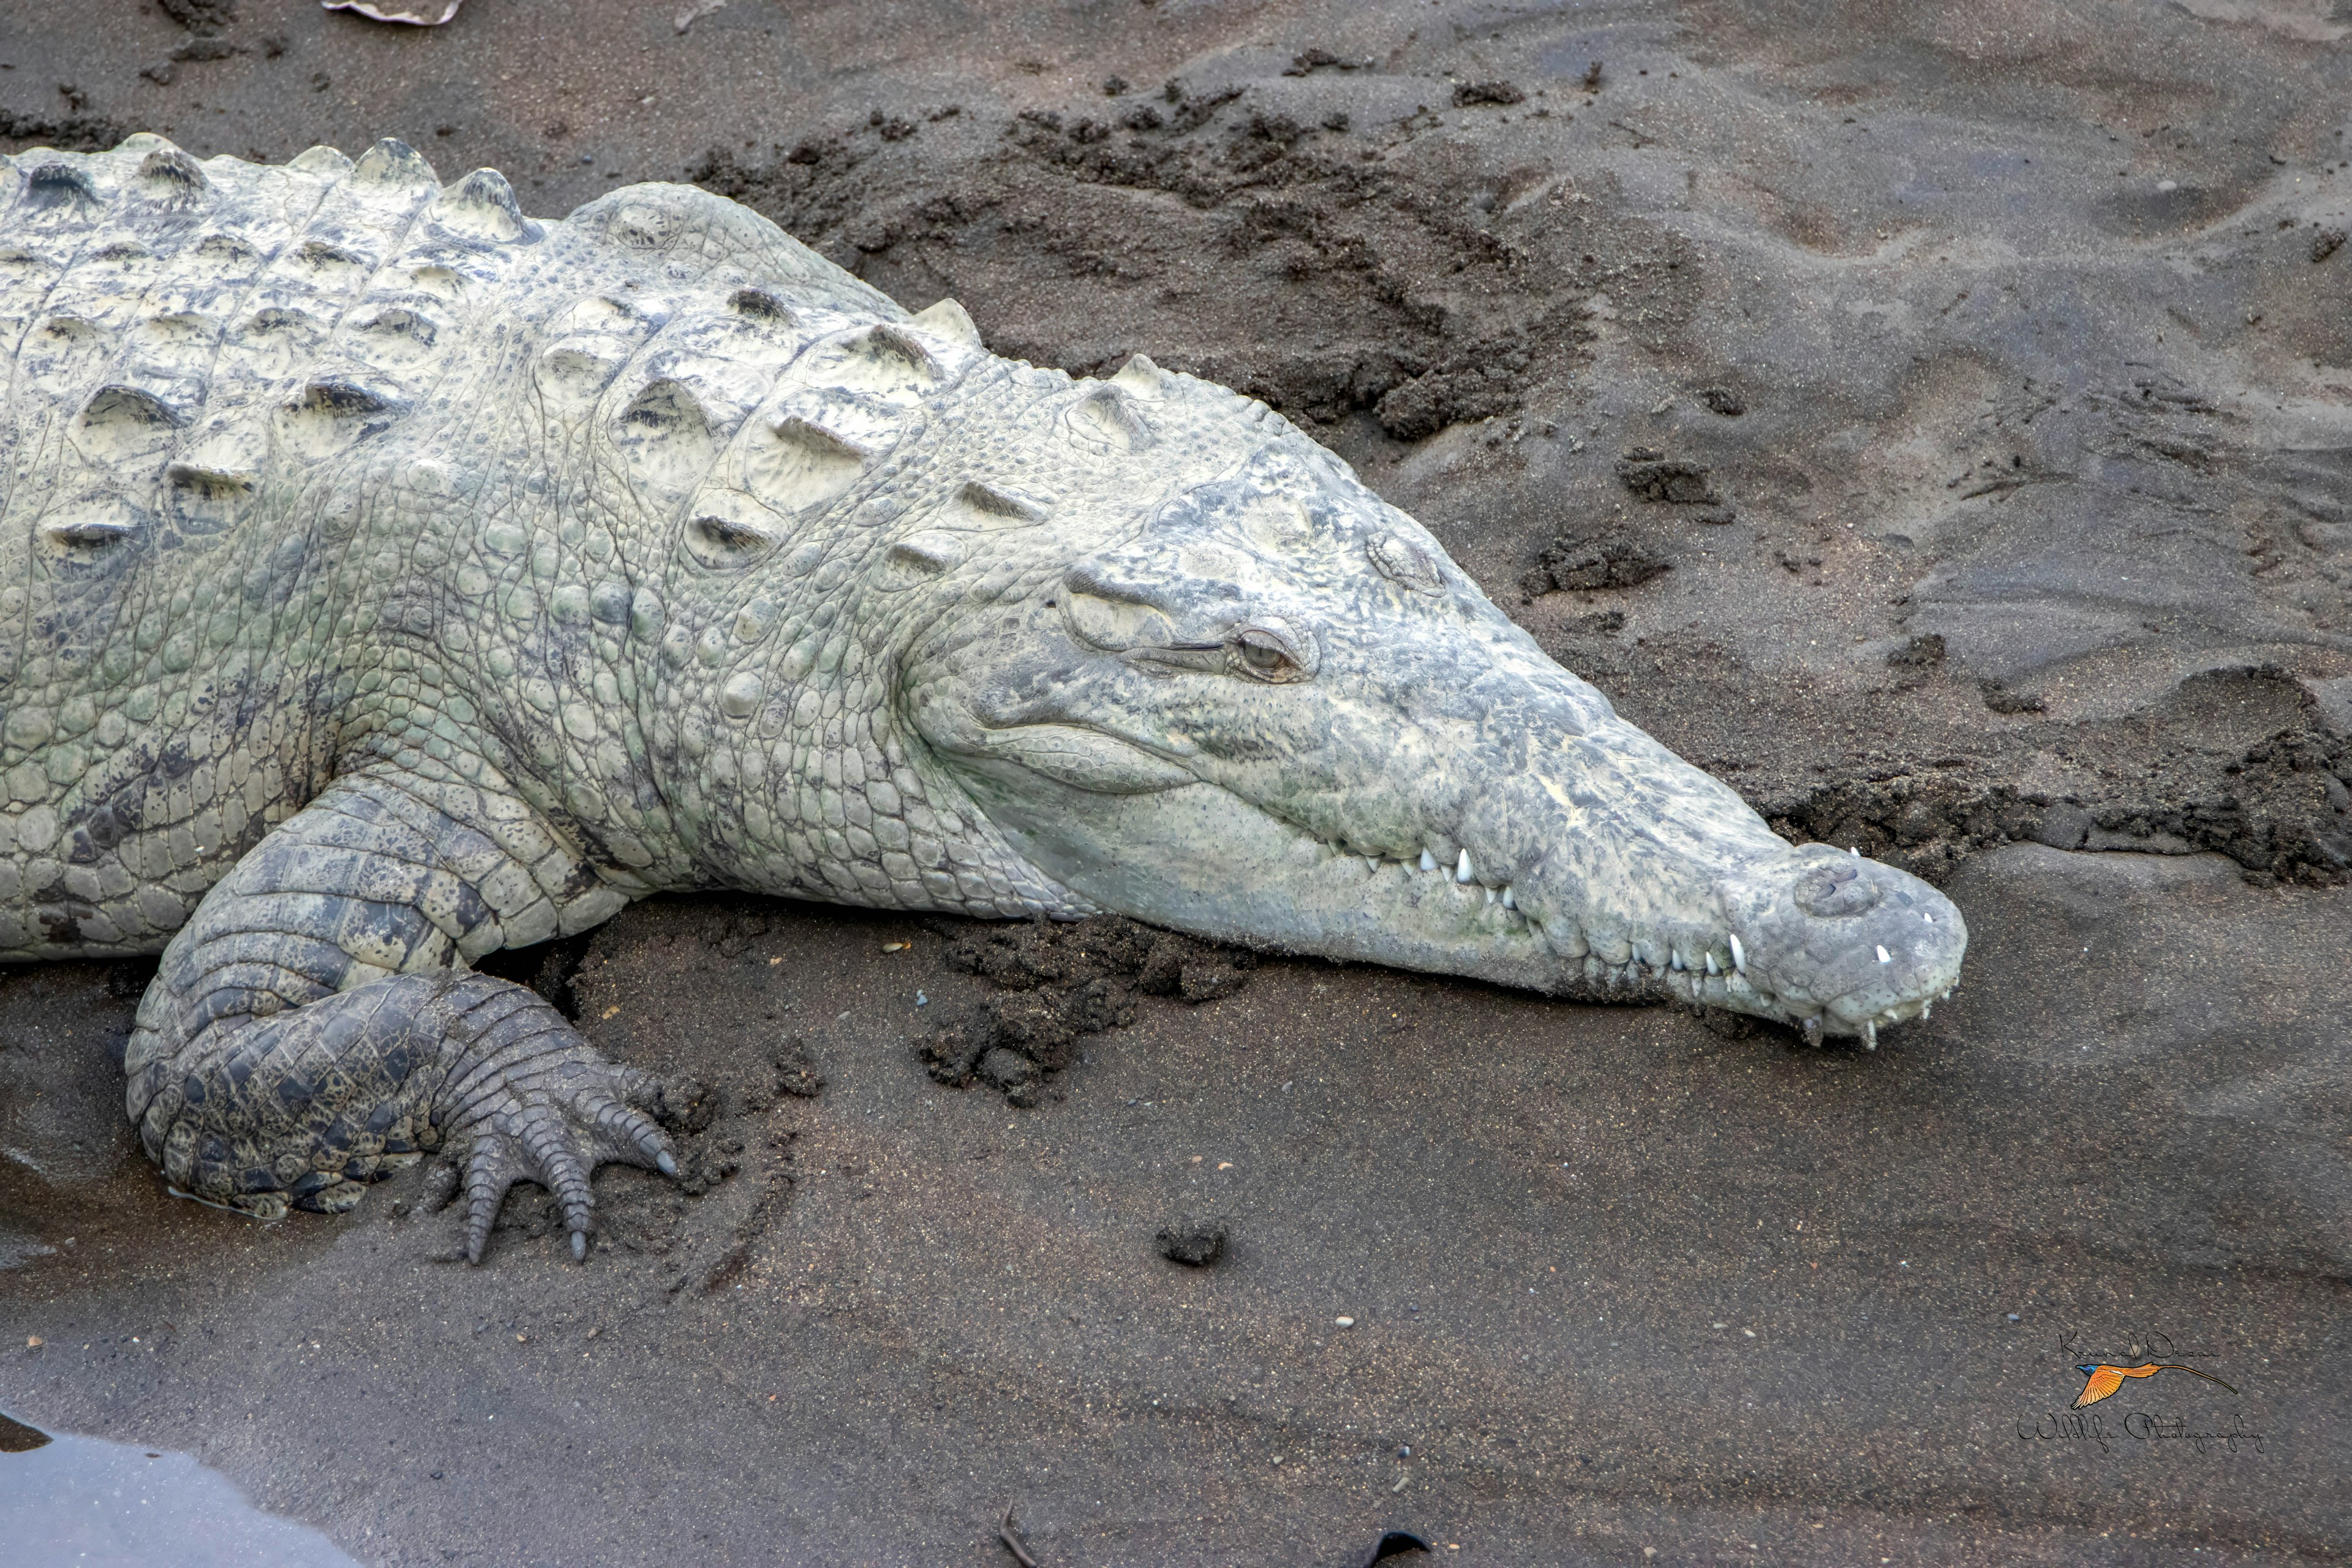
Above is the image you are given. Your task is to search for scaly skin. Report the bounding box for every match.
[0,137,1966,1261]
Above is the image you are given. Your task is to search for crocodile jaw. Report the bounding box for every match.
[953,758,1967,1044]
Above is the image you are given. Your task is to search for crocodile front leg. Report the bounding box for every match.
[122,767,676,1263]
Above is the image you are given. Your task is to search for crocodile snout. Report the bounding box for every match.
[1717,849,1967,1044]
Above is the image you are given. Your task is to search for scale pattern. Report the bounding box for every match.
[0,134,1968,1255]
[0,135,1152,1250]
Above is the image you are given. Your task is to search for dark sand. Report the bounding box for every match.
[2,2,2348,1563]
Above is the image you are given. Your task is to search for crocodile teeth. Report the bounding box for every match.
[1861,1021,1878,1050]
[1875,944,1891,965]
[1500,886,1515,909]
[1419,850,1437,873]
[1728,934,1746,974]
[1705,952,1719,976]
[1455,849,1473,883]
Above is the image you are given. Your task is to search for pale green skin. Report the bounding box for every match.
[0,137,1964,1261]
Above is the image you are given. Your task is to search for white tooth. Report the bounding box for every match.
[1366,857,1380,873]
[1670,949,1685,971]
[1875,944,1891,965]
[1501,886,1515,909]
[1455,849,1473,883]
[1921,1000,1932,1020]
[1705,952,1719,976]
[1862,1021,1877,1050]
[1419,850,1437,873]
[1850,846,1860,857]
[1922,912,1934,924]
[1729,934,1746,973]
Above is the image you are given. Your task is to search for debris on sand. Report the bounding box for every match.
[916,918,1251,1106]
[1452,81,1526,107]
[1615,447,1721,505]
[322,0,462,24]
[1520,528,1673,596]
[1156,1217,1227,1267]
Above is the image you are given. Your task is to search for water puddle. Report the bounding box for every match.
[0,1411,363,1566]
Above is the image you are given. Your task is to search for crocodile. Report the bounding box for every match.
[0,137,1966,1263]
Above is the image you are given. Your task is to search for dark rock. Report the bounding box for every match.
[1284,48,1365,77]
[1155,1216,1226,1266]
[1888,634,1947,669]
[156,0,236,31]
[769,1036,824,1099]
[1520,530,1672,595]
[918,1026,982,1085]
[2032,804,2094,850]
[1699,386,1747,416]
[916,918,1246,1104]
[1980,680,2046,715]
[975,1047,1041,1105]
[1452,81,1526,108]
[1615,448,1721,505]
[658,1077,720,1136]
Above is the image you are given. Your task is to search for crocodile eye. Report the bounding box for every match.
[1231,624,1311,684]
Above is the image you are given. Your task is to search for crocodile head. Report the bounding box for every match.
[890,358,1965,1044]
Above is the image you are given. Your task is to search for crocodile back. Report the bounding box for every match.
[0,135,903,957]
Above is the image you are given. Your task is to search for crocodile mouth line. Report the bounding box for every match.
[1259,807,1954,1049]
[970,729,1959,1048]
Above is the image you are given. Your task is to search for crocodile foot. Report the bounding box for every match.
[423,1050,677,1264]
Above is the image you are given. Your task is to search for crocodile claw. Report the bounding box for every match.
[429,1057,677,1265]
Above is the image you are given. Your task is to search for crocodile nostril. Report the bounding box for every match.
[1792,862,1882,918]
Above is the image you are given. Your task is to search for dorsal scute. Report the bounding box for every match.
[351,138,439,193]
[1061,383,1151,453]
[434,167,538,246]
[955,479,1053,526]
[134,148,211,209]
[562,182,905,320]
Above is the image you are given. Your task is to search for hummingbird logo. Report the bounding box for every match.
[2071,1362,2236,1409]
